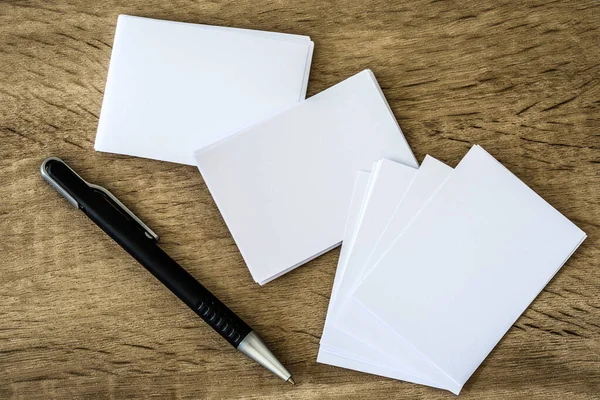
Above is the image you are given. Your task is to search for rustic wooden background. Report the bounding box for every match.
[1,0,598,398]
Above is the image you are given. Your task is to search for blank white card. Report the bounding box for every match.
[95,15,313,165]
[195,70,418,284]
[354,145,586,390]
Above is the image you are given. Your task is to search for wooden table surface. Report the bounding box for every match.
[1,0,599,398]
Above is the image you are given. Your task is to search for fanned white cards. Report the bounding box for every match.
[95,15,313,165]
[319,155,455,390]
[318,169,438,385]
[319,146,586,394]
[195,70,419,284]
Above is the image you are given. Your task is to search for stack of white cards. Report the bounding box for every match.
[195,70,418,284]
[95,15,313,165]
[318,145,586,394]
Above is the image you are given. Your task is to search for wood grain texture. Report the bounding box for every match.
[1,0,599,398]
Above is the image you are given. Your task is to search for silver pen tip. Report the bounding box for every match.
[287,377,295,385]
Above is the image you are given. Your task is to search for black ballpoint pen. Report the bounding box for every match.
[41,157,294,384]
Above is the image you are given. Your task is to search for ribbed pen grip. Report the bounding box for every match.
[194,294,252,347]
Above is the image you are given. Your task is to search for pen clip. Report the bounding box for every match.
[41,157,159,241]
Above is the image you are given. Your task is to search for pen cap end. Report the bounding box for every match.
[40,157,80,208]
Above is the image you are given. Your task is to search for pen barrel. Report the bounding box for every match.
[110,239,253,348]
[45,159,251,347]
[93,213,252,347]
